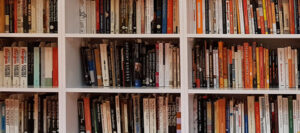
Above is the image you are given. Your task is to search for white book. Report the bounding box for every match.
[169,45,174,86]
[235,52,239,88]
[79,0,87,33]
[45,47,53,86]
[115,95,121,133]
[0,50,4,87]
[277,96,284,133]
[100,43,110,86]
[14,100,19,133]
[36,0,43,33]
[136,0,141,34]
[165,43,171,86]
[90,0,96,33]
[285,47,289,88]
[5,99,10,133]
[251,5,255,34]
[145,0,150,34]
[86,0,91,33]
[19,47,28,88]
[31,0,36,33]
[159,43,165,87]
[218,0,222,34]
[4,47,12,87]
[283,98,289,133]
[143,98,150,133]
[158,96,164,133]
[230,100,234,133]
[247,0,252,34]
[12,47,20,88]
[192,0,196,34]
[259,97,266,133]
[124,103,128,133]
[115,0,119,33]
[225,0,230,34]
[213,49,218,88]
[264,94,271,133]
[34,94,38,133]
[293,100,298,133]
[247,96,255,133]
[238,50,243,88]
[278,48,286,89]
[295,49,298,88]
[102,102,108,133]
[214,50,219,88]
[110,0,115,33]
[149,98,156,133]
[238,0,245,34]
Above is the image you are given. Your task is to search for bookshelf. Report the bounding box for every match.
[1,0,300,132]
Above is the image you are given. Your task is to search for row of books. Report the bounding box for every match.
[0,41,58,88]
[79,0,179,34]
[191,0,300,34]
[0,0,58,33]
[77,94,181,133]
[192,94,300,133]
[192,40,300,89]
[80,39,180,88]
[0,94,58,133]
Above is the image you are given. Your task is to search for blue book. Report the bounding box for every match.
[244,110,248,133]
[162,0,167,33]
[1,102,5,132]
[226,103,230,133]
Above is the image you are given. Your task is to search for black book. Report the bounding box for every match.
[151,52,156,86]
[205,0,209,33]
[252,0,259,34]
[52,98,59,133]
[85,47,96,85]
[252,43,257,88]
[209,43,214,87]
[151,0,157,33]
[107,45,113,86]
[38,96,43,133]
[133,40,142,87]
[100,0,104,33]
[47,97,53,132]
[275,0,280,34]
[197,96,202,133]
[80,46,91,85]
[23,0,29,33]
[201,44,207,87]
[298,48,300,88]
[28,98,34,133]
[124,42,132,87]
[28,0,32,32]
[222,0,226,34]
[132,0,137,33]
[52,0,58,33]
[295,0,299,34]
[110,97,117,133]
[9,0,14,33]
[115,44,121,87]
[128,96,134,133]
[103,0,107,33]
[77,99,86,133]
[4,0,9,32]
[28,43,35,86]
[269,49,273,88]
[105,0,110,33]
[202,96,207,133]
[90,99,96,133]
[192,47,196,88]
[156,0,162,33]
[146,53,150,86]
[273,50,279,88]
[195,45,200,88]
[96,100,102,133]
[49,0,55,33]
[141,44,147,86]
[24,100,29,133]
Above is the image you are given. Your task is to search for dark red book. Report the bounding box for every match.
[96,0,100,33]
[83,97,92,133]
[52,46,58,87]
[259,46,265,88]
[289,0,295,34]
[167,0,173,33]
[243,0,249,34]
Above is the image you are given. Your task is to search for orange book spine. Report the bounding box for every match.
[0,0,4,33]
[243,0,249,34]
[196,0,203,34]
[244,43,250,88]
[230,0,234,34]
[260,11,266,34]
[288,0,295,34]
[259,47,265,88]
[83,97,92,133]
[288,47,292,87]
[249,46,253,88]
[223,47,228,88]
[265,49,269,88]
[167,0,173,33]
[256,47,260,88]
[267,0,272,33]
[218,41,224,88]
[255,102,261,133]
[219,98,226,133]
[236,0,241,34]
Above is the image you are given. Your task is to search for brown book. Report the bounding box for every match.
[218,98,226,133]
[0,0,4,32]
[288,0,295,33]
[223,47,228,88]
[94,45,103,86]
[218,41,224,88]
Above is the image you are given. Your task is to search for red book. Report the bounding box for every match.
[52,47,58,87]
[289,0,295,34]
[255,102,261,133]
[243,0,249,34]
[167,0,173,33]
[230,0,234,34]
[96,0,100,33]
[260,15,265,34]
[259,47,265,88]
[83,97,92,133]
[223,47,228,87]
[14,0,17,33]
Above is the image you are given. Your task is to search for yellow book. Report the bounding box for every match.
[236,0,241,34]
[256,47,260,88]
[262,0,268,34]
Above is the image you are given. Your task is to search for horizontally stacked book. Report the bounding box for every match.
[80,39,180,88]
[191,0,300,34]
[0,40,58,88]
[0,93,58,133]
[77,94,181,133]
[0,0,58,33]
[192,94,300,133]
[79,0,179,34]
[192,41,299,89]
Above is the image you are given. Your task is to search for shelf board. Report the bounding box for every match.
[187,34,300,39]
[65,33,181,38]
[188,88,299,94]
[66,88,181,93]
[0,33,59,38]
[0,88,59,92]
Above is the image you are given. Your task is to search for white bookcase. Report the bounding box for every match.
[1,0,300,132]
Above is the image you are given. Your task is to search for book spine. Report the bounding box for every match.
[52,46,58,87]
[162,0,167,33]
[4,47,12,87]
[20,47,28,88]
[12,47,20,87]
[289,0,295,34]
[83,98,92,133]
[33,47,40,87]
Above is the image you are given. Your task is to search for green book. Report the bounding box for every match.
[288,96,293,133]
[33,47,40,87]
